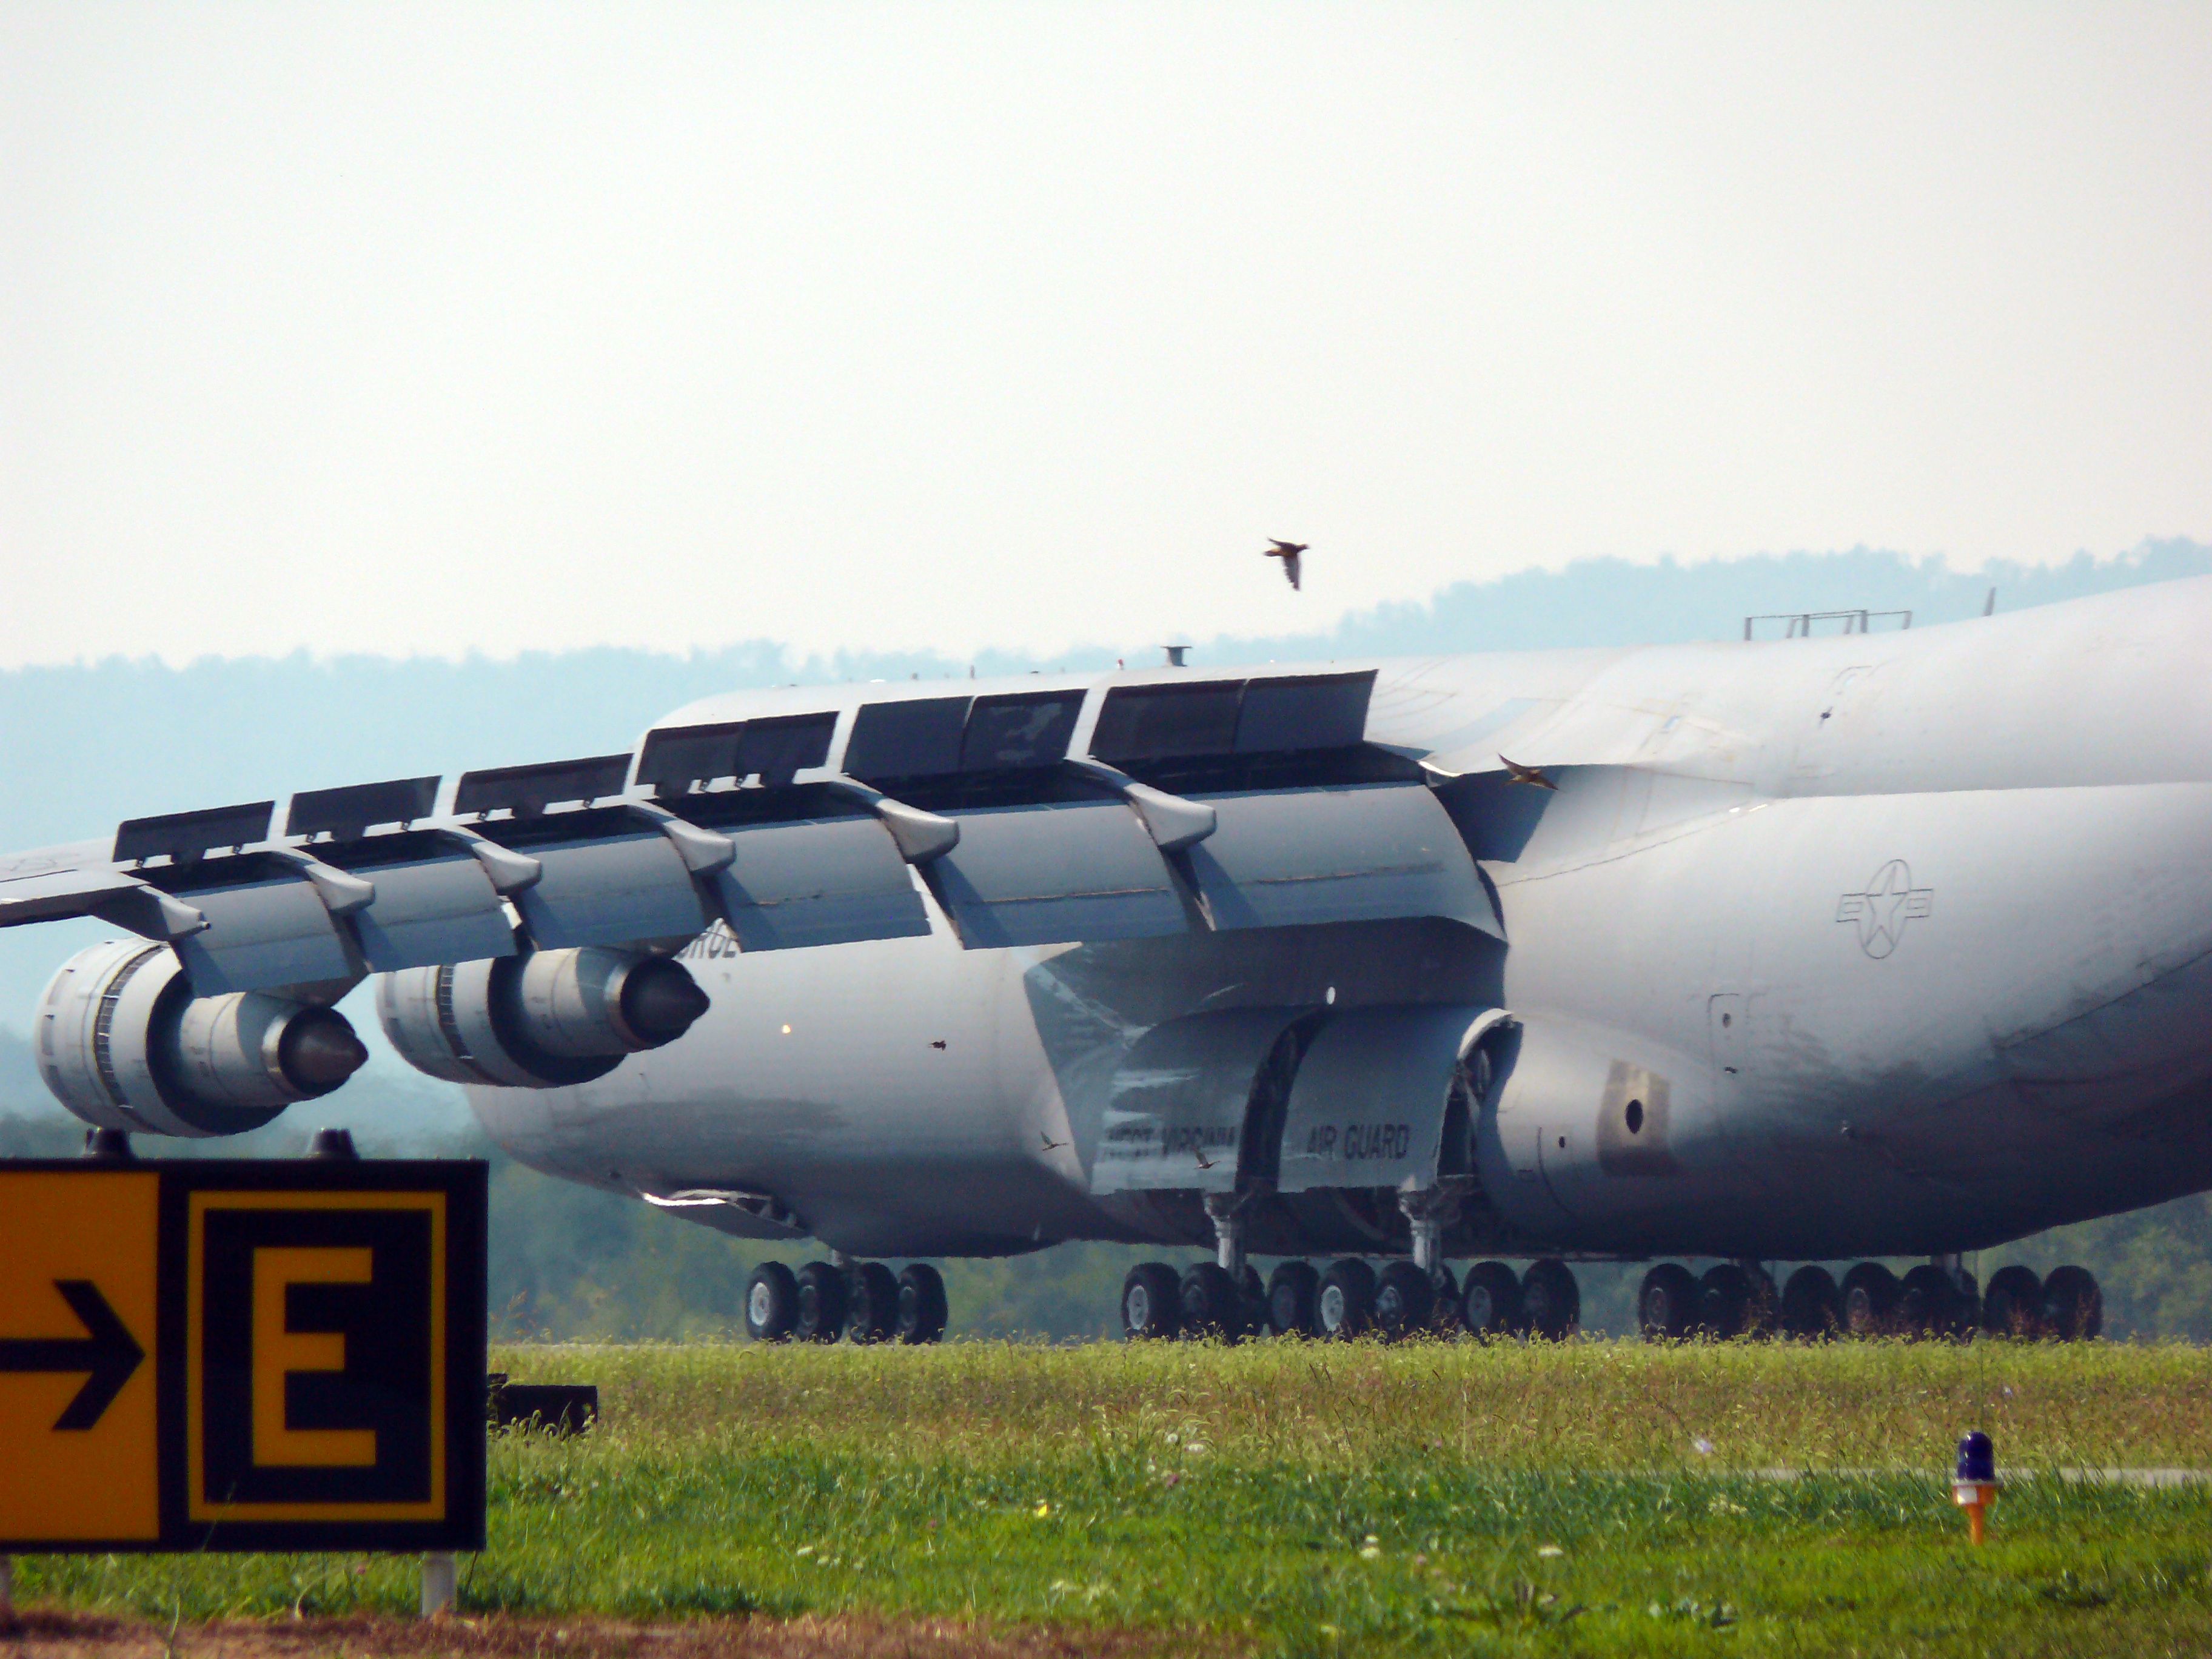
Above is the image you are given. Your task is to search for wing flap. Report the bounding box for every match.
[1183,782,1493,933]
[928,799,1188,948]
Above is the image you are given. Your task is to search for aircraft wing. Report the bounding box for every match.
[0,668,1505,1000]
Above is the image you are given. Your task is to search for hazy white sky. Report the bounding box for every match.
[4,3,2208,668]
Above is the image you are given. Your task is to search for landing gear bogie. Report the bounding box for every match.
[745,1258,947,1344]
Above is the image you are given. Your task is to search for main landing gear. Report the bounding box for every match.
[745,1259,948,1344]
[1120,1256,1583,1341]
[1635,1258,2103,1340]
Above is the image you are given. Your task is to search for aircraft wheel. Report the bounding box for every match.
[1779,1266,1843,1339]
[1637,1262,1698,1339]
[1121,1262,1181,1340]
[848,1261,899,1344]
[1428,1265,1464,1335]
[1267,1261,1319,1336]
[794,1261,849,1341]
[1897,1264,1966,1338]
[745,1261,798,1342]
[1521,1259,1580,1339]
[894,1264,948,1344]
[1461,1261,1524,1338]
[1235,1265,1266,1339]
[1179,1262,1239,1339]
[1696,1264,1759,1338]
[1841,1262,1900,1337]
[1316,1258,1376,1339]
[1372,1260,1435,1340]
[2041,1264,2103,1341]
[1980,1264,2044,1338]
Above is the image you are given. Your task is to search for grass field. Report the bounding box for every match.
[22,1339,2212,1655]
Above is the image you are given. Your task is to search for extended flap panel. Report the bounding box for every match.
[932,800,1187,949]
[1276,1004,1491,1193]
[1184,782,1490,932]
[1090,1007,1313,1195]
[501,825,710,948]
[708,815,930,951]
[324,837,516,971]
[157,860,357,994]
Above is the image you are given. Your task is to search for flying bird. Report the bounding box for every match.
[1193,1145,1217,1170]
[930,1039,948,1050]
[1039,1130,1068,1152]
[1263,540,1308,591]
[1499,756,1558,791]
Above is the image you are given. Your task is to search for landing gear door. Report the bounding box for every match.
[1089,1007,1319,1196]
[1275,1005,1495,1193]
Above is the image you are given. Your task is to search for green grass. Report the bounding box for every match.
[24,1338,2212,1655]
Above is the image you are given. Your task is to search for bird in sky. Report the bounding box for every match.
[1499,756,1559,791]
[1263,539,1308,591]
[1193,1145,1217,1170]
[1040,1130,1068,1152]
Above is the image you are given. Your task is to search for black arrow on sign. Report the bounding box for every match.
[0,1279,146,1430]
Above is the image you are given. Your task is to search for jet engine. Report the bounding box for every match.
[35,939,369,1137]
[375,947,709,1089]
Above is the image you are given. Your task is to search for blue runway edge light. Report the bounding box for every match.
[1956,1430,1997,1484]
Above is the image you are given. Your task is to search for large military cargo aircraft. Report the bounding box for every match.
[10,578,2205,1345]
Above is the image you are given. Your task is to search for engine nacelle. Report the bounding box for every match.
[375,947,709,1089]
[35,940,369,1138]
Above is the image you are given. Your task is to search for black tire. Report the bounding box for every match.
[1267,1261,1319,1336]
[1779,1265,1843,1339]
[1697,1264,1757,1338]
[1638,1262,1699,1339]
[1461,1260,1524,1338]
[1898,1264,1966,1338]
[745,1261,798,1342]
[1179,1262,1239,1339]
[1981,1264,2043,1338]
[1235,1265,1266,1339]
[2041,1264,2103,1341]
[1521,1259,1580,1339]
[848,1261,899,1344]
[794,1261,849,1341]
[1121,1261,1181,1340]
[1841,1262,1900,1337]
[893,1263,948,1344]
[1316,1258,1376,1339]
[1428,1265,1463,1335]
[1372,1261,1435,1339]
